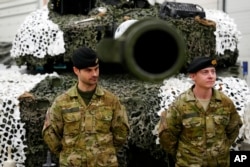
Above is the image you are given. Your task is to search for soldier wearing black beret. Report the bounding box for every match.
[42,46,130,167]
[158,56,242,167]
[71,46,99,69]
[187,56,217,73]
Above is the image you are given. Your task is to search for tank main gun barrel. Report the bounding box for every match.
[96,18,186,82]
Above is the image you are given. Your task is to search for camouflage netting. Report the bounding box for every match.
[10,6,65,67]
[205,9,241,55]
[0,68,58,167]
[10,1,240,71]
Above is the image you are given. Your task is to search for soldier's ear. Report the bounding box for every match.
[73,66,80,75]
[189,73,194,80]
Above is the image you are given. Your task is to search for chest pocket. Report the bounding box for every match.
[62,107,81,136]
[213,112,230,135]
[213,115,230,125]
[95,106,113,133]
[182,117,202,128]
[182,116,203,139]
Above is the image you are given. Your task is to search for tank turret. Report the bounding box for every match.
[10,1,240,82]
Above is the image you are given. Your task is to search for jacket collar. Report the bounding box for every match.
[185,85,222,102]
[66,83,105,98]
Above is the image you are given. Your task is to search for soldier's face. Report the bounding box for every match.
[73,65,99,87]
[190,67,216,88]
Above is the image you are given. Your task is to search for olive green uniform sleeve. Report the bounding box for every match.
[111,101,130,151]
[42,100,63,155]
[226,102,243,145]
[158,102,182,158]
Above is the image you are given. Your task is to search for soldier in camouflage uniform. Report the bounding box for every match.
[158,57,243,167]
[42,46,130,167]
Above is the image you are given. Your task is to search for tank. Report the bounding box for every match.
[3,1,245,167]
[10,0,240,82]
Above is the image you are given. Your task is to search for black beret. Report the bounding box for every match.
[71,47,99,69]
[187,57,217,73]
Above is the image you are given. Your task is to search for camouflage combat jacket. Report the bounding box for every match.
[42,84,130,167]
[158,86,243,167]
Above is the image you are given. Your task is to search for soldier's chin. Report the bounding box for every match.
[90,78,98,83]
